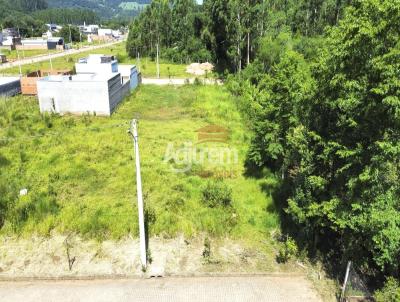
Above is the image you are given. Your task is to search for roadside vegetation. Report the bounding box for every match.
[0,85,279,244]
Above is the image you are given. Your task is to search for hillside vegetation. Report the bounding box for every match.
[47,0,151,18]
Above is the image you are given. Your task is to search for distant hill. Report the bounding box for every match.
[47,0,151,19]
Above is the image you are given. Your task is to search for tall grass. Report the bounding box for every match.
[0,85,279,241]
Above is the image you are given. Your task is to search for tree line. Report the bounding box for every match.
[128,0,400,298]
[229,0,400,299]
[126,0,351,70]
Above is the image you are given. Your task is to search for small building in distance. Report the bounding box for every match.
[0,77,21,97]
[0,28,22,51]
[37,73,130,116]
[45,24,62,33]
[98,28,113,37]
[17,37,64,51]
[80,24,99,35]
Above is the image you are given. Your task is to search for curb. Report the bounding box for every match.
[0,272,306,283]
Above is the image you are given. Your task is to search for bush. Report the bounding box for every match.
[202,237,211,262]
[277,236,298,263]
[0,172,17,228]
[201,180,233,208]
[375,278,400,302]
[193,77,203,86]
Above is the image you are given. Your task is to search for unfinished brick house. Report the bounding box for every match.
[21,69,72,95]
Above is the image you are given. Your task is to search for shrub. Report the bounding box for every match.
[277,236,298,263]
[375,278,400,302]
[193,77,202,86]
[42,113,53,128]
[202,237,211,262]
[201,180,233,208]
[0,172,17,228]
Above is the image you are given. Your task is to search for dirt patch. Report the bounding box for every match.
[0,235,288,279]
[186,62,214,76]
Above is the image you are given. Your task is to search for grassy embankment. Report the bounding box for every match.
[0,85,279,244]
[1,43,198,78]
[0,49,60,61]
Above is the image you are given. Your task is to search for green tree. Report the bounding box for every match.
[59,25,81,43]
[276,0,400,277]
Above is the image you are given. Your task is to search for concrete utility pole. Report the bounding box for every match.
[129,119,147,270]
[340,261,352,302]
[16,49,22,76]
[137,51,141,73]
[48,49,53,71]
[156,43,160,79]
[69,25,72,46]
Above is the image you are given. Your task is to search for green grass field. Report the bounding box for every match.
[1,43,202,79]
[0,85,278,242]
[0,49,60,61]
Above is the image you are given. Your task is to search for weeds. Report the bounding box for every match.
[277,236,298,263]
[201,180,233,208]
[0,86,278,241]
[202,237,211,262]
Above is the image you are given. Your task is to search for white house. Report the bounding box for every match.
[80,24,99,35]
[98,28,113,37]
[76,54,119,74]
[37,73,130,116]
[75,54,140,90]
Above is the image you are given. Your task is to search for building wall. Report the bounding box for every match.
[109,75,130,112]
[21,77,39,95]
[37,74,130,116]
[98,29,112,37]
[117,65,139,91]
[0,78,21,97]
[21,70,71,95]
[17,44,47,50]
[37,79,111,116]
[75,61,118,74]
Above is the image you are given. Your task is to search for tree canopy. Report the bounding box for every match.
[227,0,400,290]
[128,2,400,290]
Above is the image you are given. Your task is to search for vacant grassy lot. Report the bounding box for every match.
[1,43,197,78]
[0,85,278,242]
[0,49,60,61]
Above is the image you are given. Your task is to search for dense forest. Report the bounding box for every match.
[47,0,151,19]
[126,0,351,69]
[127,0,400,298]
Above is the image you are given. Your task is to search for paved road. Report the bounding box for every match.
[0,41,123,71]
[0,276,321,302]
